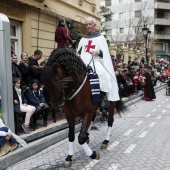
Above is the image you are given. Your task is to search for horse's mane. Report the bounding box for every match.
[41,48,86,89]
[47,48,86,75]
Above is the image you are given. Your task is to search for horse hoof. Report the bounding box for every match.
[101,143,108,149]
[63,161,72,168]
[95,151,100,160]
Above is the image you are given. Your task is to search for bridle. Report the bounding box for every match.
[52,69,87,108]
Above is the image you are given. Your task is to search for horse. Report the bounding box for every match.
[41,48,126,167]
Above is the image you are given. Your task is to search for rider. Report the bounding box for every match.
[77,16,120,102]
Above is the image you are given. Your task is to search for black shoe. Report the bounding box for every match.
[32,123,38,131]
[44,121,47,127]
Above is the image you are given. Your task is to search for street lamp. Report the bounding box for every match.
[142,24,151,64]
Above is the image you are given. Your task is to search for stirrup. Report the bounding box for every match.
[100,96,110,108]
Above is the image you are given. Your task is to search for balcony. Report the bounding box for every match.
[155,2,170,10]
[155,31,170,40]
[155,18,170,26]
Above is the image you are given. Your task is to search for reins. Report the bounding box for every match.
[53,65,87,107]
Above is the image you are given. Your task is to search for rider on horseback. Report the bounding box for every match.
[77,16,120,102]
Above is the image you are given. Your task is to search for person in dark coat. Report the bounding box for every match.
[19,52,30,86]
[25,79,49,128]
[29,50,43,83]
[140,68,156,101]
[11,54,22,79]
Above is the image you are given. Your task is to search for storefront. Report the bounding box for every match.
[0,0,100,134]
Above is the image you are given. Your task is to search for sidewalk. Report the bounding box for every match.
[0,83,166,170]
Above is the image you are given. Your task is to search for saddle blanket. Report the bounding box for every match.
[87,65,101,104]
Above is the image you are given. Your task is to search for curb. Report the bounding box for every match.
[0,84,166,170]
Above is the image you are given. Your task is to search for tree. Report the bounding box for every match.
[100,5,113,45]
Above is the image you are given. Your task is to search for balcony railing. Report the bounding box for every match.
[156,0,170,3]
[156,31,170,35]
[157,15,170,19]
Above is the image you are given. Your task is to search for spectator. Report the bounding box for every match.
[124,68,135,96]
[19,52,30,86]
[115,69,127,98]
[0,117,18,156]
[55,18,74,48]
[11,54,22,79]
[13,78,36,134]
[25,79,49,128]
[29,50,43,83]
[140,68,156,101]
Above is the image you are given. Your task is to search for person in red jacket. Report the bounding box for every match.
[55,18,74,48]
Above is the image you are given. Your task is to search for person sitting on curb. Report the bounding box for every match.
[25,79,49,129]
[0,118,18,156]
[13,77,36,134]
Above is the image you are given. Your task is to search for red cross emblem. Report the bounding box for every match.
[85,40,95,53]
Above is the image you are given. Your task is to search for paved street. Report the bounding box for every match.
[7,88,170,170]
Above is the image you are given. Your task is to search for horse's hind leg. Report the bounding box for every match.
[101,101,116,149]
[78,117,100,160]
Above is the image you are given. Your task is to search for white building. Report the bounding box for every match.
[101,0,170,60]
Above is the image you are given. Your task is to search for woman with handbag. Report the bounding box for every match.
[13,78,36,134]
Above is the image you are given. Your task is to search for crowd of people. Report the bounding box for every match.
[11,50,50,134]
[114,58,170,100]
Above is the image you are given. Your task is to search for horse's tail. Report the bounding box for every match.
[115,99,128,115]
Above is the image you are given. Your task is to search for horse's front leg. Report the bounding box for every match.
[64,114,75,167]
[101,101,116,149]
[78,115,100,160]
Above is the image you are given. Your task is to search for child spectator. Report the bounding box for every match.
[25,79,49,128]
[13,78,36,134]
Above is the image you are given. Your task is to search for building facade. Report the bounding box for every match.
[101,0,170,60]
[0,0,100,61]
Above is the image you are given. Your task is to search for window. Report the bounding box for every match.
[135,26,142,34]
[10,21,22,60]
[135,0,141,2]
[155,43,165,51]
[119,28,124,33]
[105,0,111,6]
[119,13,123,19]
[135,10,141,18]
[119,0,123,3]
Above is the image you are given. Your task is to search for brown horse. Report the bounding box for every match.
[41,48,126,167]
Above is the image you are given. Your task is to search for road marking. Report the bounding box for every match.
[108,163,119,170]
[139,131,148,138]
[124,144,136,153]
[162,101,165,104]
[152,109,157,112]
[156,115,162,119]
[162,110,167,113]
[81,160,99,170]
[167,105,170,108]
[149,122,156,127]
[136,120,143,125]
[157,105,161,107]
[107,141,119,151]
[145,114,151,118]
[165,99,168,101]
[124,129,133,136]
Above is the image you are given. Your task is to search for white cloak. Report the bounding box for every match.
[77,34,120,101]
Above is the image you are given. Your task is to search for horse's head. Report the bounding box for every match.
[41,48,86,108]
